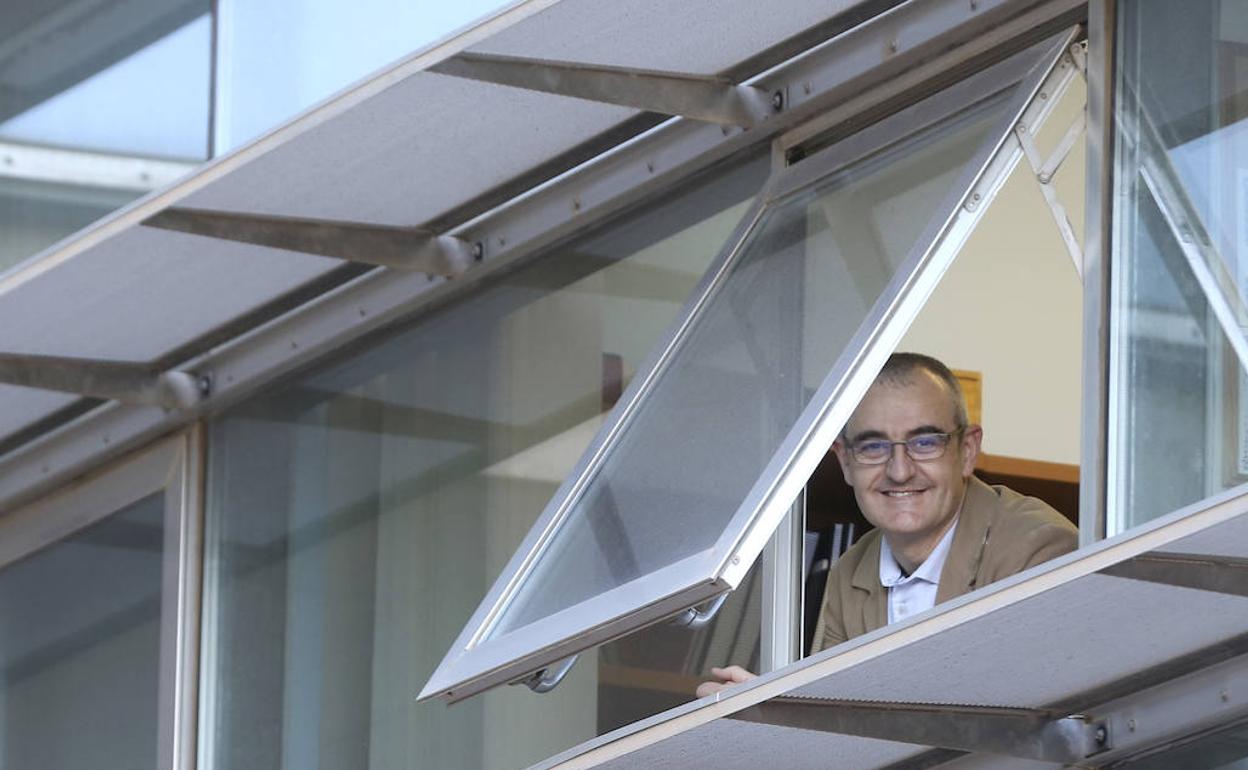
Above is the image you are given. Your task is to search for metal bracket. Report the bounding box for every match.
[143,208,476,275]
[1069,40,1088,81]
[1100,551,1248,598]
[670,592,729,630]
[511,654,579,694]
[730,697,1109,762]
[430,52,776,128]
[0,353,206,409]
[1015,111,1085,279]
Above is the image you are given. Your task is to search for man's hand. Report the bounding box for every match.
[695,665,757,698]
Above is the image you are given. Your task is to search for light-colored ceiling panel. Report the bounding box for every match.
[470,0,870,74]
[0,227,336,359]
[178,73,634,225]
[789,575,1248,707]
[584,719,923,770]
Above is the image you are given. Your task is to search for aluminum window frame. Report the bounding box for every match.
[420,29,1081,704]
[0,427,204,770]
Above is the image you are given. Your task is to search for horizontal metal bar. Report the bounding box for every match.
[0,140,195,192]
[729,697,1104,762]
[0,353,202,409]
[143,208,476,274]
[1100,551,1248,597]
[431,52,776,127]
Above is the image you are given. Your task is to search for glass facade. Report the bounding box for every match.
[0,0,511,272]
[0,493,165,769]
[200,156,768,770]
[1109,0,1248,531]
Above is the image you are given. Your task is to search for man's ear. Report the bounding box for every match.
[959,424,983,477]
[831,439,853,486]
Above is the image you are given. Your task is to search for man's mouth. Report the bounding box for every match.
[880,489,925,497]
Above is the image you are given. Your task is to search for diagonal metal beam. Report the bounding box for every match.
[1100,551,1248,598]
[430,52,776,128]
[0,353,203,410]
[143,208,476,275]
[729,697,1107,763]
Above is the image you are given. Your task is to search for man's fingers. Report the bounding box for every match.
[711,665,757,684]
[698,665,758,697]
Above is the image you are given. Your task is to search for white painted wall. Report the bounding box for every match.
[901,79,1086,465]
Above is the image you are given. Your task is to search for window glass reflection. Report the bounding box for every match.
[215,0,509,150]
[201,155,767,770]
[0,493,165,769]
[1110,0,1248,531]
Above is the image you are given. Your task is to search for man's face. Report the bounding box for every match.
[832,373,981,547]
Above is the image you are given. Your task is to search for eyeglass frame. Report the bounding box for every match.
[843,427,967,466]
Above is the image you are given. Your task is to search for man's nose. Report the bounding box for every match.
[885,443,915,480]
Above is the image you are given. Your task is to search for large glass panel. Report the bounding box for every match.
[201,156,768,770]
[0,493,165,769]
[1109,0,1248,531]
[215,0,510,151]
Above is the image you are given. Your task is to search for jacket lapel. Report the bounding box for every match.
[851,534,888,634]
[936,477,996,604]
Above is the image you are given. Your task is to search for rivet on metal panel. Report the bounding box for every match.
[1127,719,1136,732]
[196,374,213,397]
[731,555,741,565]
[1092,721,1111,754]
[970,0,979,10]
[1221,690,1231,702]
[472,241,485,261]
[803,82,812,96]
[888,39,899,54]
[497,236,507,248]
[771,90,784,111]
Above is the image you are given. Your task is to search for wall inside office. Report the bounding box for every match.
[901,78,1086,465]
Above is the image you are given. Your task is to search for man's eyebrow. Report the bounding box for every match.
[846,426,949,443]
[846,430,887,443]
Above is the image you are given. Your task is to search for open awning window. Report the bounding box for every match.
[420,29,1081,704]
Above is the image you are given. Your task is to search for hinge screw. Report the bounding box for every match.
[197,374,213,398]
[472,242,485,262]
[771,90,784,111]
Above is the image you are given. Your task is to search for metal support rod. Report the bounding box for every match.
[729,697,1108,762]
[143,208,476,275]
[0,353,204,409]
[1099,551,1248,597]
[512,654,579,694]
[1016,116,1085,278]
[430,52,776,128]
[671,592,729,630]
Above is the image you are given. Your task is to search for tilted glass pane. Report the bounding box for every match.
[487,93,1016,640]
[1110,0,1248,532]
[0,493,165,769]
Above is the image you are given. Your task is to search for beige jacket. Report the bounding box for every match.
[811,476,1078,653]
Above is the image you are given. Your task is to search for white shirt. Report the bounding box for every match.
[879,518,959,624]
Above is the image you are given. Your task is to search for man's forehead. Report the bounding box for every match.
[844,376,958,436]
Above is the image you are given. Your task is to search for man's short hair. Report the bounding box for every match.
[874,352,969,431]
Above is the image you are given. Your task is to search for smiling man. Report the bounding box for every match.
[810,352,1078,650]
[697,353,1078,697]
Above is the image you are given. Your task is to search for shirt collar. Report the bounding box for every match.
[879,517,959,588]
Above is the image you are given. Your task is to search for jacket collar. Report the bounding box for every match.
[848,476,998,605]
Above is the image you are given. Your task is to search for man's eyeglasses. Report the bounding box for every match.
[847,430,962,465]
